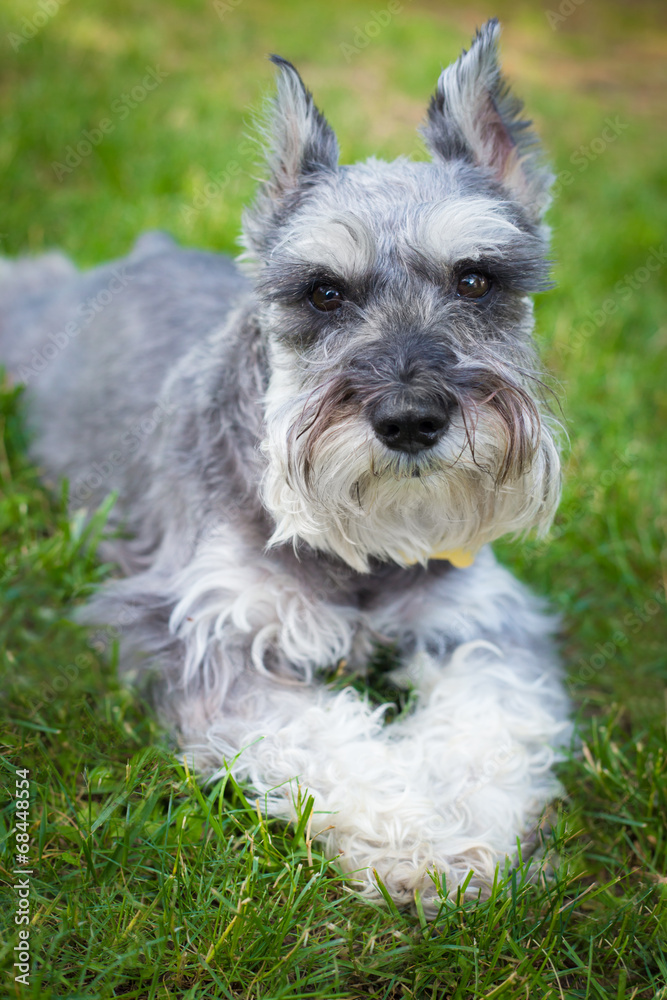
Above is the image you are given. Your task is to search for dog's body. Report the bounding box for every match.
[1,21,571,911]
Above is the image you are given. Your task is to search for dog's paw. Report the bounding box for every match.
[339,842,503,915]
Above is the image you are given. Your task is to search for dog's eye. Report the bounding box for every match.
[456,272,491,299]
[309,285,345,312]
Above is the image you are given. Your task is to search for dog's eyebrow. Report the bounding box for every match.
[408,199,523,264]
[401,198,550,291]
[274,212,377,279]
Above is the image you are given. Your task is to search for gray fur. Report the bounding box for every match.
[421,19,553,218]
[0,22,570,911]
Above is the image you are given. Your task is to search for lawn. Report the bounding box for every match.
[1,0,666,997]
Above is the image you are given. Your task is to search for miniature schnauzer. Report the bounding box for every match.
[1,20,571,912]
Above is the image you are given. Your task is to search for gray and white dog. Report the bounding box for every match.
[1,20,571,911]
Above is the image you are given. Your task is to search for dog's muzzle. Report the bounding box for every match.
[368,392,452,454]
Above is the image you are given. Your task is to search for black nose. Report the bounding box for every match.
[370,396,452,453]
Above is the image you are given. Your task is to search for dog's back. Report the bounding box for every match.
[0,233,247,501]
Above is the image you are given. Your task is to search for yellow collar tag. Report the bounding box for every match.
[428,548,475,568]
[404,548,476,568]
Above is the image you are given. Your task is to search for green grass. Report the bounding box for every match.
[1,0,666,996]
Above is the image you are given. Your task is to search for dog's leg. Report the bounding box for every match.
[387,640,569,905]
[156,530,452,908]
[178,629,568,914]
[177,673,445,905]
[357,548,572,910]
[93,538,570,912]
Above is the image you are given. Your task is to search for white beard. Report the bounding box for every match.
[261,359,561,573]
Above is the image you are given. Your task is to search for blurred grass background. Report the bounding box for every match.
[1,0,666,997]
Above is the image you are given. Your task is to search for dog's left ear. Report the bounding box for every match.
[243,57,339,254]
[264,56,339,193]
[421,20,552,219]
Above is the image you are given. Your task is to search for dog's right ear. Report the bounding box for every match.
[242,57,339,255]
[420,20,553,220]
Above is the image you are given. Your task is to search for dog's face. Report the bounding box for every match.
[242,21,561,572]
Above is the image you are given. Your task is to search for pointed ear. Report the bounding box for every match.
[264,56,339,193]
[420,20,552,219]
[242,57,339,255]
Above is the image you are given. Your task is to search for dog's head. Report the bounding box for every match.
[241,20,561,572]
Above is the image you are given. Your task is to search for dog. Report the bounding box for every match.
[0,19,571,913]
